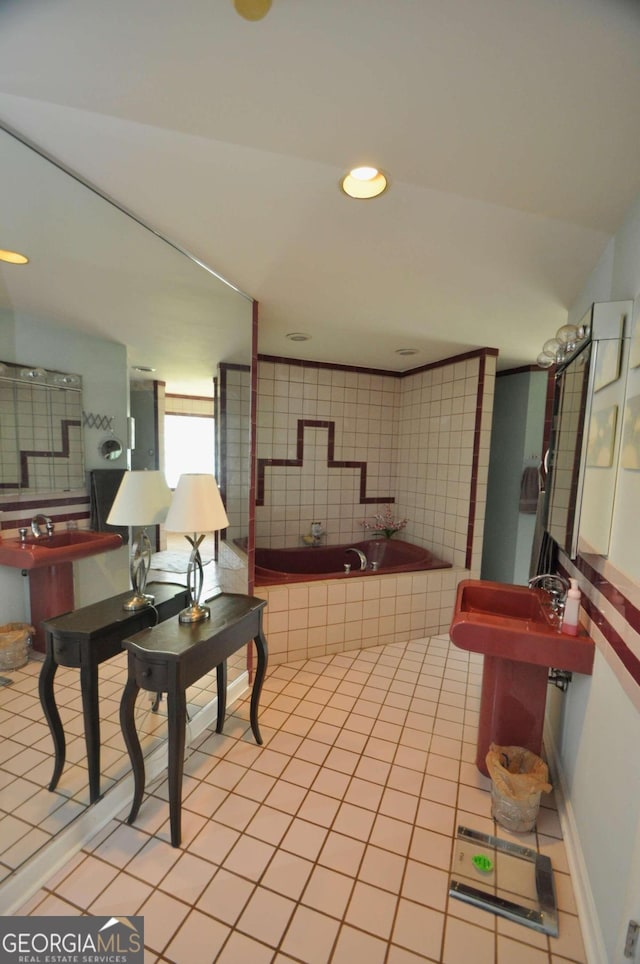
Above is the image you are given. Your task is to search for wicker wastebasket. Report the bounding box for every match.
[0,623,34,671]
[486,744,553,833]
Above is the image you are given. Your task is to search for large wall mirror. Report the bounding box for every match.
[0,124,254,901]
[544,301,631,559]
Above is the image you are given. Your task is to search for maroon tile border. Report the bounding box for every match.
[256,419,394,508]
[248,302,259,595]
[0,494,90,512]
[465,355,487,570]
[258,346,498,380]
[573,555,640,638]
[558,553,640,689]
[1,419,81,490]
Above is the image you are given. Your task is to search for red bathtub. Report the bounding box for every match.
[255,538,451,586]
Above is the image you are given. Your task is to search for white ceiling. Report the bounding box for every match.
[1,0,640,390]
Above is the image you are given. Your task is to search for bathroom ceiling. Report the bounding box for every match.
[1,0,639,388]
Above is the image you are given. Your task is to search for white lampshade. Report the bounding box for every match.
[107,470,172,527]
[165,474,229,534]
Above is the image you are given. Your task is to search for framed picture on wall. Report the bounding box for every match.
[630,323,640,370]
[586,405,618,467]
[593,338,622,392]
[621,394,640,470]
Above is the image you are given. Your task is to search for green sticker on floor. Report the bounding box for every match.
[472,853,493,873]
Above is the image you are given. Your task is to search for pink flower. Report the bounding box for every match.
[361,505,408,539]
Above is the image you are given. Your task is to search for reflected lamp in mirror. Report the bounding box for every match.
[164,473,230,624]
[106,470,172,611]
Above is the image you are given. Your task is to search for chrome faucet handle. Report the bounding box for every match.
[528,573,569,616]
[528,573,569,594]
[31,514,53,538]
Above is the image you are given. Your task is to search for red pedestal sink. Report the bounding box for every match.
[0,530,123,651]
[450,579,595,776]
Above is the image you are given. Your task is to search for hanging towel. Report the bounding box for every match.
[89,469,129,543]
[519,465,540,514]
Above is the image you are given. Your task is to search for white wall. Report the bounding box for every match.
[549,189,640,963]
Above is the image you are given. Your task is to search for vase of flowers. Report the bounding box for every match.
[361,505,408,539]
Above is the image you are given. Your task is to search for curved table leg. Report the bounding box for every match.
[38,647,65,792]
[167,688,187,847]
[80,662,101,803]
[216,661,227,734]
[250,630,268,746]
[119,675,144,825]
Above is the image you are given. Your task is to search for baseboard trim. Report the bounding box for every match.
[543,717,608,964]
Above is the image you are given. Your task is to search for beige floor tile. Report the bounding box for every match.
[157,851,217,904]
[402,858,449,912]
[55,854,120,910]
[409,826,452,870]
[442,915,495,963]
[5,633,588,964]
[392,898,446,960]
[280,904,341,964]
[331,923,388,964]
[138,888,190,954]
[164,909,231,964]
[261,849,314,900]
[89,871,153,915]
[359,844,406,893]
[264,777,308,813]
[280,816,328,861]
[223,834,276,881]
[345,879,399,939]
[497,934,550,963]
[301,864,354,918]
[198,867,255,924]
[236,884,297,947]
[379,786,420,824]
[416,797,457,836]
[551,910,587,962]
[369,813,413,855]
[296,790,341,828]
[318,830,366,876]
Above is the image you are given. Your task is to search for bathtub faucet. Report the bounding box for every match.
[345,547,367,571]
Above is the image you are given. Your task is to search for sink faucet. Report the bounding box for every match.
[528,573,569,614]
[345,547,368,570]
[31,514,54,539]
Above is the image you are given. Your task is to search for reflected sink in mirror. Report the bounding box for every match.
[451,579,594,675]
[0,530,122,570]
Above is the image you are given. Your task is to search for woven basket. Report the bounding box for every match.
[0,623,34,671]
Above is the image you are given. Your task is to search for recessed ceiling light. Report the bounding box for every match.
[395,348,419,356]
[133,365,156,373]
[234,0,272,20]
[341,166,389,200]
[0,248,29,265]
[286,332,311,342]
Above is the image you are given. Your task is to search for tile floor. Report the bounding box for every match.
[13,633,587,963]
[0,560,241,881]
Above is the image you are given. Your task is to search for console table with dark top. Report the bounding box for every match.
[39,582,189,804]
[120,592,268,848]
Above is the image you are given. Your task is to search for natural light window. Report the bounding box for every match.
[164,415,215,489]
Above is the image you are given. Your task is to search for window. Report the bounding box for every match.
[164,415,215,489]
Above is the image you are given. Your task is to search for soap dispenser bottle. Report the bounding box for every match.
[561,578,581,636]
